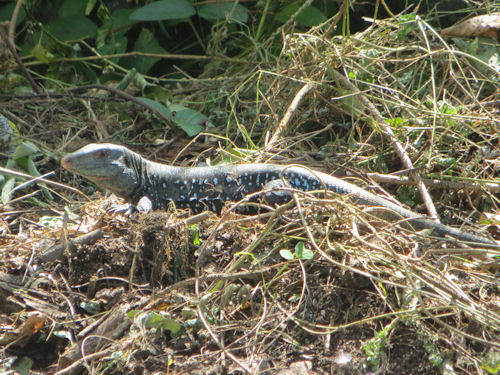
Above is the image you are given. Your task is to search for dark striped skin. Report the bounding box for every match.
[135,163,327,213]
[61,143,498,246]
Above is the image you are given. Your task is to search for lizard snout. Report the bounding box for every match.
[61,155,73,170]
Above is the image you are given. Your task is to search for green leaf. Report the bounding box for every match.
[96,36,127,57]
[275,4,326,27]
[481,349,500,374]
[183,318,202,329]
[99,8,135,42]
[12,141,39,160]
[120,28,166,74]
[294,241,313,260]
[189,224,200,245]
[130,0,195,21]
[30,44,56,63]
[127,309,139,320]
[280,249,294,260]
[136,311,182,334]
[59,0,86,18]
[168,104,206,137]
[136,97,172,118]
[197,3,248,23]
[86,0,99,16]
[0,2,26,26]
[294,241,304,257]
[1,177,16,204]
[38,215,64,228]
[80,300,101,314]
[47,15,98,41]
[302,249,314,260]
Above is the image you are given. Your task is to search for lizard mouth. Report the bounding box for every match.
[60,156,72,170]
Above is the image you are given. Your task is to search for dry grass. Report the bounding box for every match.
[1,6,500,375]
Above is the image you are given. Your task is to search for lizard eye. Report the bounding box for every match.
[95,150,109,160]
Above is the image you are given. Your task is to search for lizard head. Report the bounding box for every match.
[61,143,140,197]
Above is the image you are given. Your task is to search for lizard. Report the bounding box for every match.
[61,143,497,246]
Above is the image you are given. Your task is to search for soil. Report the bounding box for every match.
[2,196,491,374]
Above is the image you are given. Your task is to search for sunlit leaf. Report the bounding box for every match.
[280,249,294,260]
[168,104,206,137]
[136,97,172,118]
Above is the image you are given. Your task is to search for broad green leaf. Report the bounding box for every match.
[130,0,195,21]
[197,3,248,23]
[47,15,98,41]
[120,28,166,74]
[168,104,206,137]
[59,0,86,18]
[136,97,172,118]
[275,4,326,27]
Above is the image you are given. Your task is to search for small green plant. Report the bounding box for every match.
[280,241,314,261]
[363,319,397,370]
[481,349,500,374]
[0,141,52,205]
[128,310,182,336]
[189,224,201,245]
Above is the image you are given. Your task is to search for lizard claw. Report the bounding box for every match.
[109,203,135,215]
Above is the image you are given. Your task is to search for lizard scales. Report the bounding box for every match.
[61,143,497,246]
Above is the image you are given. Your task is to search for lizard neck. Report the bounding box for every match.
[127,157,182,207]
